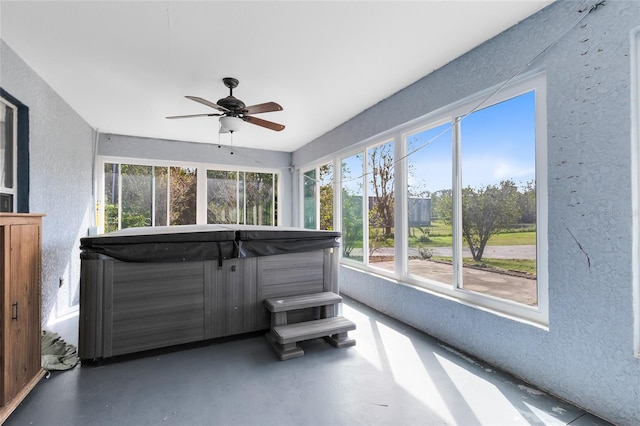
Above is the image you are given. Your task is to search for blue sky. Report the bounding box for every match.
[408,90,536,193]
[340,90,537,195]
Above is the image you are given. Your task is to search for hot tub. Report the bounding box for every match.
[79,225,341,360]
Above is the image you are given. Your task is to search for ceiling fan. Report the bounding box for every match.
[166,77,285,132]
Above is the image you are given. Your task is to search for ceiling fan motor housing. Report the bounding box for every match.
[218,78,245,113]
[217,96,246,113]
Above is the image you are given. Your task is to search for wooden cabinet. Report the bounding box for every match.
[0,213,45,424]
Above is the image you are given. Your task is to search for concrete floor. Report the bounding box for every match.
[7,297,612,426]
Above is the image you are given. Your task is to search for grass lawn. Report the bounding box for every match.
[410,221,534,245]
[409,231,535,248]
[432,256,536,275]
[485,231,535,245]
[348,222,537,265]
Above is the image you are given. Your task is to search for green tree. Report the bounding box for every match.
[368,143,394,236]
[120,164,153,229]
[341,188,363,258]
[207,170,238,224]
[244,172,275,225]
[319,164,334,230]
[169,167,197,225]
[437,179,522,261]
[518,180,536,224]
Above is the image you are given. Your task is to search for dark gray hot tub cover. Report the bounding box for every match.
[80,224,238,263]
[80,224,341,262]
[234,225,341,258]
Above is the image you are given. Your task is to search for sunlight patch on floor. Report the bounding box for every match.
[342,304,384,372]
[375,320,456,424]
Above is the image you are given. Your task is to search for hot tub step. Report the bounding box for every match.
[271,316,356,345]
[264,292,356,360]
[266,316,356,360]
[264,291,342,313]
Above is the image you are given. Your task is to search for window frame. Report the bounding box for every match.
[300,159,338,231]
[339,150,366,264]
[336,138,396,270]
[631,27,640,357]
[0,96,18,212]
[97,156,281,233]
[450,83,547,322]
[301,167,318,229]
[298,71,548,326]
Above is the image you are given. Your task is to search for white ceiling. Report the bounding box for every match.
[0,1,553,152]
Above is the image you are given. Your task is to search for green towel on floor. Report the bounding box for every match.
[41,330,79,371]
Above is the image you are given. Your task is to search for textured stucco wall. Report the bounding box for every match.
[0,38,296,334]
[1,40,95,325]
[98,133,294,226]
[293,1,640,424]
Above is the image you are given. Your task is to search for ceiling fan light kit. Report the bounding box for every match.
[219,115,243,133]
[166,77,285,134]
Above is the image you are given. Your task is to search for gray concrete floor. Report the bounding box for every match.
[7,297,612,426]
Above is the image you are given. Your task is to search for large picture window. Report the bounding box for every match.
[338,141,395,271]
[457,91,537,305]
[104,163,198,232]
[303,73,547,323]
[102,161,279,232]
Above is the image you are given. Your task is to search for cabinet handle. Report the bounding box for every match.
[11,302,18,320]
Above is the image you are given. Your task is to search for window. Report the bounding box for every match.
[405,100,538,305]
[167,167,198,225]
[207,170,239,224]
[0,97,17,212]
[458,91,537,305]
[244,172,277,226]
[319,163,334,230]
[302,162,334,231]
[102,161,279,232]
[303,73,547,324]
[339,141,395,270]
[104,163,198,232]
[368,140,395,271]
[406,122,453,285]
[341,153,364,262]
[303,169,317,229]
[120,164,153,228]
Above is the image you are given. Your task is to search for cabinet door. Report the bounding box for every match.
[7,224,40,400]
[211,258,258,337]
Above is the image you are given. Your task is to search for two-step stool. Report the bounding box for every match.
[264,291,356,360]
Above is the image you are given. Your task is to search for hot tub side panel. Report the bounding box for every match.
[79,248,339,360]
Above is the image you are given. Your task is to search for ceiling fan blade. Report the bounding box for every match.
[166,113,221,119]
[245,102,283,115]
[243,115,285,131]
[185,96,230,112]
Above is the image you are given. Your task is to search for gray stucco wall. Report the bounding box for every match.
[0,40,295,336]
[1,40,95,324]
[293,1,640,424]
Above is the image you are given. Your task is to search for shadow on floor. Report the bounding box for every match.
[7,297,613,426]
